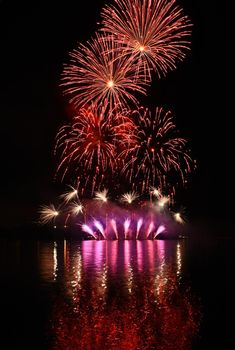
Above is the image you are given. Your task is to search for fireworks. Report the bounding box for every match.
[55,104,137,195]
[157,196,170,209]
[39,0,195,239]
[70,202,83,216]
[94,188,109,203]
[60,185,78,203]
[121,191,138,204]
[122,107,193,194]
[61,33,148,109]
[100,0,192,78]
[38,204,59,225]
[150,186,162,198]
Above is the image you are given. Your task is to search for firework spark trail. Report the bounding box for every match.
[122,107,193,194]
[121,191,138,204]
[95,189,109,203]
[150,186,162,198]
[158,196,170,209]
[38,204,59,225]
[136,218,143,239]
[55,104,137,195]
[173,212,185,224]
[101,0,192,79]
[60,185,78,203]
[61,33,148,109]
[110,219,118,239]
[154,225,166,238]
[124,218,131,239]
[94,220,106,239]
[82,224,97,240]
[70,202,83,215]
[146,221,155,239]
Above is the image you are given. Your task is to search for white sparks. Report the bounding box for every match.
[70,201,83,215]
[121,191,138,204]
[60,185,78,203]
[94,189,109,203]
[38,204,59,224]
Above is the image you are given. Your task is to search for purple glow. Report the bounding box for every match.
[94,220,106,239]
[81,216,168,240]
[146,221,155,239]
[124,218,131,239]
[154,225,166,238]
[81,224,97,240]
[136,218,143,239]
[110,219,118,240]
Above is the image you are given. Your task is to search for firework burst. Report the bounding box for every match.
[122,107,194,194]
[101,0,192,79]
[61,33,148,109]
[38,204,59,225]
[94,188,109,203]
[70,201,84,216]
[55,103,137,195]
[121,191,139,204]
[60,185,78,204]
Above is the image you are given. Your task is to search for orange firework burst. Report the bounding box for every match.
[55,104,137,196]
[61,33,148,110]
[122,107,194,194]
[101,0,192,79]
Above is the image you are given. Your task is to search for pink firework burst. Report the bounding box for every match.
[61,33,148,110]
[122,107,194,194]
[100,0,192,78]
[55,104,137,196]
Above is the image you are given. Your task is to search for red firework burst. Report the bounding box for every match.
[100,0,192,79]
[121,107,194,194]
[55,104,137,196]
[61,33,148,110]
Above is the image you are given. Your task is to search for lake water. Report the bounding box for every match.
[0,237,235,349]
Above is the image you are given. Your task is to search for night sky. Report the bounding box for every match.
[0,0,232,229]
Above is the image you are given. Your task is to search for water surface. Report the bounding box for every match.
[0,237,234,349]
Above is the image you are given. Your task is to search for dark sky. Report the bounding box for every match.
[0,0,232,228]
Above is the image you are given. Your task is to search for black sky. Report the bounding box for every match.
[0,0,233,228]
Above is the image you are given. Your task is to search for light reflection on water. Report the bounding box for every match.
[38,240,200,350]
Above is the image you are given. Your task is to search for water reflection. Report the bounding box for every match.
[38,240,200,349]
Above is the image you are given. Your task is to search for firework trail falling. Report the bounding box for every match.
[55,104,137,196]
[101,0,191,79]
[61,33,148,109]
[122,107,193,195]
